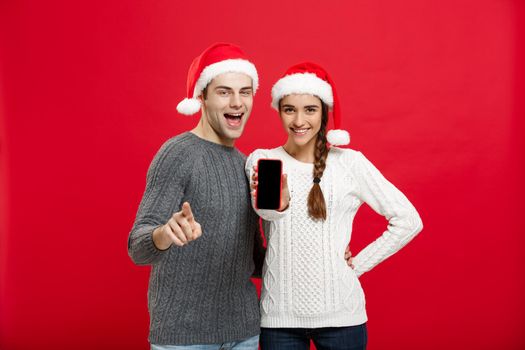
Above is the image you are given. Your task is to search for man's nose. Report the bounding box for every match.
[230,93,242,109]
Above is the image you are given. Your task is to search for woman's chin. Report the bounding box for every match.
[289,135,314,147]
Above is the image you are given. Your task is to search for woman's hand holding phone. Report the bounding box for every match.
[251,164,290,211]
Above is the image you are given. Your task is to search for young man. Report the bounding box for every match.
[128,43,267,349]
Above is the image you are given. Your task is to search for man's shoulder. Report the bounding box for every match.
[146,133,209,178]
[230,146,247,162]
[160,131,195,150]
[156,132,206,161]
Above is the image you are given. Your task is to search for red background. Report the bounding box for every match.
[1,1,524,349]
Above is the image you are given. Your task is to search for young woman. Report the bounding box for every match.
[246,62,423,350]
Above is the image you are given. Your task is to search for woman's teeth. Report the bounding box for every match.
[291,128,310,135]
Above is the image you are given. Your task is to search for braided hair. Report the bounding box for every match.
[307,102,329,220]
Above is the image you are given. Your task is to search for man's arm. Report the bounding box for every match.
[127,139,201,265]
[152,202,202,250]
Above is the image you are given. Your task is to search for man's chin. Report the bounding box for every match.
[223,125,246,139]
[213,130,242,145]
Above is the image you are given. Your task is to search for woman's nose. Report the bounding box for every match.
[292,112,306,126]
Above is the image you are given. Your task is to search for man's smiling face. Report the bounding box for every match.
[199,72,254,146]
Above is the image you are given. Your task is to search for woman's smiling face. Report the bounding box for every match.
[279,94,323,149]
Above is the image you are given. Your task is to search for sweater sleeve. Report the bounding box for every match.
[252,222,266,278]
[127,139,190,266]
[350,151,423,277]
[245,150,288,221]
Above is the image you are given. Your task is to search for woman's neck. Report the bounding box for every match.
[283,139,317,163]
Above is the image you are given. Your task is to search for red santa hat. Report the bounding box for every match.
[271,62,350,146]
[176,43,259,115]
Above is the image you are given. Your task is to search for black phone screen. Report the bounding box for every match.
[256,159,282,210]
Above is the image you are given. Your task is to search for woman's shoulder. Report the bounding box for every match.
[245,147,283,174]
[247,147,283,160]
[329,147,385,179]
[329,146,364,165]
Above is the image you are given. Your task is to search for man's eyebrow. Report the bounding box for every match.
[213,86,253,90]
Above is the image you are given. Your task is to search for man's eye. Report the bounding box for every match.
[241,90,252,96]
[218,90,229,96]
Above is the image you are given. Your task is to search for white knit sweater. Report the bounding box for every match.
[245,146,423,328]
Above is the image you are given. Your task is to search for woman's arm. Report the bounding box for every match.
[245,150,289,221]
[350,151,423,277]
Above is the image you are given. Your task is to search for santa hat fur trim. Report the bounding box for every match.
[271,73,333,110]
[176,43,258,115]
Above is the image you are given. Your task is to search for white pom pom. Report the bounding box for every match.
[176,98,201,115]
[327,129,350,146]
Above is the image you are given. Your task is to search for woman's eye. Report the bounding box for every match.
[284,108,294,113]
[306,108,317,113]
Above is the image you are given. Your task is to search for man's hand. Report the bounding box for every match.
[251,165,290,211]
[345,245,355,269]
[152,202,202,250]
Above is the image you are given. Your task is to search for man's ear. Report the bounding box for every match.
[199,86,208,102]
[197,94,205,110]
[197,94,207,116]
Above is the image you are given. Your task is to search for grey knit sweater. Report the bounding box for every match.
[128,132,264,345]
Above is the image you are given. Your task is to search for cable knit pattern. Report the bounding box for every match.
[291,170,326,316]
[246,146,423,328]
[128,132,263,345]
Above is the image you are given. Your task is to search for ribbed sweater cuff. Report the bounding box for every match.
[149,324,260,346]
[130,225,167,265]
[261,312,367,328]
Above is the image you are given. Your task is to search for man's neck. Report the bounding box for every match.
[191,120,235,148]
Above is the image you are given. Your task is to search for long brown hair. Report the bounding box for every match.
[307,102,329,220]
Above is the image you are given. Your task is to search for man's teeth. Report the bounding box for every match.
[225,113,243,119]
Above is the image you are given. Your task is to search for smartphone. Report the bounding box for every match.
[256,159,283,210]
